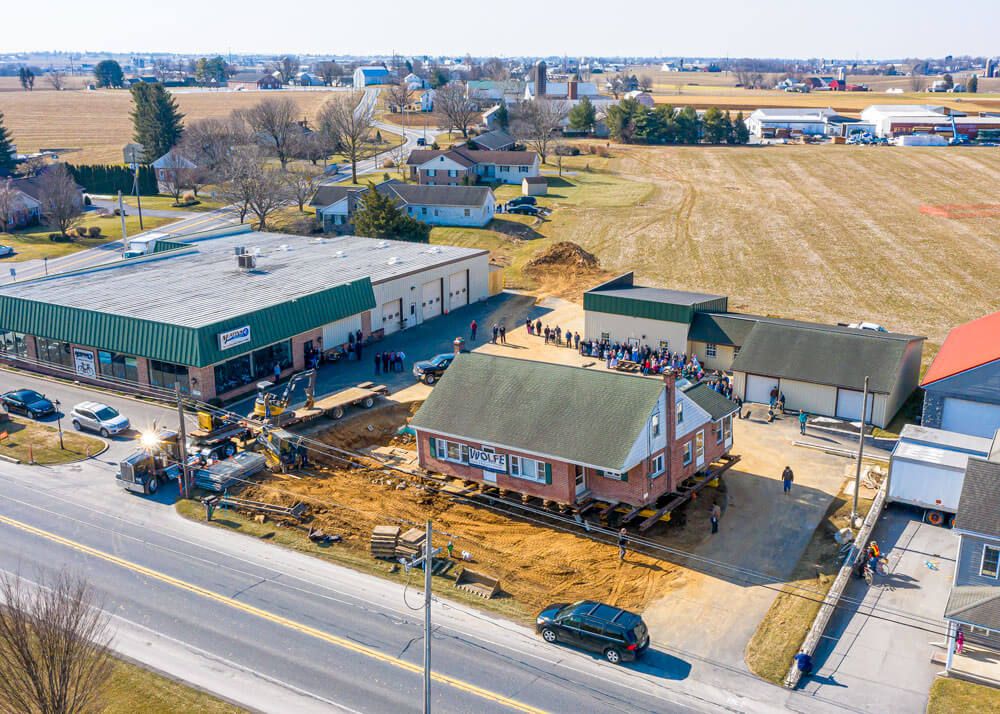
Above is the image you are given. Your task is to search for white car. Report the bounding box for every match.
[71,401,131,437]
[0,245,14,258]
[848,322,888,333]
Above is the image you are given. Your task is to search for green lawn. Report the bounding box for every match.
[0,416,105,465]
[122,194,228,213]
[0,214,173,262]
[927,677,1000,714]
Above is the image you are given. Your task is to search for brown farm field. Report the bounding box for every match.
[431,145,1000,362]
[0,88,348,164]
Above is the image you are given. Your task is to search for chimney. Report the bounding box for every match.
[663,369,678,489]
[567,80,578,100]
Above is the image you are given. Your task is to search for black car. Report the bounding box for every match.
[507,196,537,208]
[412,353,455,385]
[536,600,649,664]
[508,204,539,216]
[2,389,56,419]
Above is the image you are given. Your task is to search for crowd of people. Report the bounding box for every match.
[373,350,406,375]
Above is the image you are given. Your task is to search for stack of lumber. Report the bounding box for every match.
[193,452,267,492]
[395,527,426,560]
[370,526,400,559]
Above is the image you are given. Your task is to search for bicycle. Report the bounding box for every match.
[863,556,889,585]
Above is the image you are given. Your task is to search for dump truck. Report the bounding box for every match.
[115,429,186,495]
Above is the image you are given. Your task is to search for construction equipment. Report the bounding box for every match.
[253,369,317,423]
[255,427,307,473]
[116,429,186,495]
[187,410,253,462]
[454,568,501,599]
[204,494,307,521]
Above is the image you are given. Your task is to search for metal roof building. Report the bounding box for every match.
[0,226,491,401]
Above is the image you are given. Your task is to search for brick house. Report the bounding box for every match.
[405,147,539,186]
[409,353,737,508]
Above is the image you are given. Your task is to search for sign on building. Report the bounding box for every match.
[469,448,507,473]
[73,348,96,378]
[218,325,251,350]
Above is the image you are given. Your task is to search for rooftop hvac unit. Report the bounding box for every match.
[334,250,347,258]
[234,246,246,255]
[237,253,256,270]
[252,246,262,256]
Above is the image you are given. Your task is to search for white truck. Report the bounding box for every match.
[886,424,991,525]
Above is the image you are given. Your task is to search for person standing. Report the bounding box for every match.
[535,319,542,336]
[798,410,808,435]
[381,351,390,374]
[711,503,722,534]
[525,317,533,335]
[397,350,406,372]
[792,651,813,676]
[574,332,581,350]
[956,630,965,654]
[618,528,628,561]
[273,362,281,381]
[769,385,779,406]
[374,352,381,376]
[470,319,478,342]
[782,466,794,495]
[499,323,506,344]
[355,338,363,361]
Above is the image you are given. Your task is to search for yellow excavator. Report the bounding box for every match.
[253,369,316,423]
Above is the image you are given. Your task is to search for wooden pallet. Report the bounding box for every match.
[370,525,400,558]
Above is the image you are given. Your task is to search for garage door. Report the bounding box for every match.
[745,374,778,404]
[421,280,442,320]
[322,314,363,348]
[942,397,1000,438]
[448,270,468,310]
[381,299,402,335]
[835,389,874,421]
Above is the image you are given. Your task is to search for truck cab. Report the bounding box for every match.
[116,430,183,495]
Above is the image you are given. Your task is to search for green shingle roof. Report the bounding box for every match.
[681,382,739,421]
[409,353,664,471]
[687,313,758,346]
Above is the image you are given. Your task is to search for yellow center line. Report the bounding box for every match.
[0,514,547,714]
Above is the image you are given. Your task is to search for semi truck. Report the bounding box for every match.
[115,429,185,495]
[886,424,991,525]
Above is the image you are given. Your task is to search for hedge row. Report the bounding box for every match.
[67,164,158,196]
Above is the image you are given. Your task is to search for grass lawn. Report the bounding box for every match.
[744,487,874,684]
[122,194,228,213]
[175,498,531,623]
[101,657,244,714]
[926,677,1000,714]
[0,416,105,465]
[0,214,173,262]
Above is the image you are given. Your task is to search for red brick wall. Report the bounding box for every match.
[417,168,467,186]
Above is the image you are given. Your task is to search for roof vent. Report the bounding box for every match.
[252,246,262,256]
[234,246,246,256]
[279,244,291,252]
[426,246,442,254]
[377,240,389,248]
[334,250,346,258]
[237,253,256,271]
[387,256,402,265]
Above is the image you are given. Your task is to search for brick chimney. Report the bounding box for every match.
[567,81,578,100]
[663,369,678,490]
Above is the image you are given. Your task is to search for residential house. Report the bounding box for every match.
[404,73,428,90]
[228,72,282,90]
[0,181,42,229]
[6,168,85,218]
[418,89,436,112]
[920,311,1000,438]
[624,90,655,108]
[470,130,516,151]
[310,179,495,233]
[353,66,391,88]
[151,151,198,192]
[583,272,924,427]
[293,71,324,86]
[409,353,737,508]
[406,147,539,185]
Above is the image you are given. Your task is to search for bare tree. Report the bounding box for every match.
[16,155,48,178]
[245,164,291,231]
[383,81,412,113]
[239,98,300,169]
[638,74,654,91]
[0,572,114,714]
[315,61,342,86]
[482,57,508,81]
[0,179,17,231]
[47,71,65,91]
[280,56,300,84]
[37,164,82,236]
[217,147,260,222]
[388,139,409,179]
[283,164,320,211]
[316,92,375,184]
[435,83,478,139]
[511,99,569,164]
[181,116,249,180]
[157,148,193,203]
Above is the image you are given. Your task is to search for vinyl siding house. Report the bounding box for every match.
[920,311,1000,439]
[310,180,494,233]
[409,353,736,509]
[406,148,539,185]
[1,184,42,229]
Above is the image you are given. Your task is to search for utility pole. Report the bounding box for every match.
[851,375,870,525]
[423,518,432,714]
[118,190,128,252]
[176,383,191,498]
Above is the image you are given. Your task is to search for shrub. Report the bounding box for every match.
[430,141,440,150]
[84,195,92,206]
[48,233,70,242]
[88,226,101,237]
[382,159,394,168]
[382,172,390,182]
[181,191,196,203]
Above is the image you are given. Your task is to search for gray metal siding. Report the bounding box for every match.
[955,534,1000,587]
[924,360,1000,404]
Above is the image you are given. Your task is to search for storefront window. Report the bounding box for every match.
[149,360,190,393]
[214,353,253,394]
[36,337,73,368]
[98,350,139,383]
[251,341,292,380]
[0,331,28,359]
[212,340,292,396]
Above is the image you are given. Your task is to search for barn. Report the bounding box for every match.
[920,311,1000,438]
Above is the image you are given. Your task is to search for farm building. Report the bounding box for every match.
[920,311,1000,439]
[745,107,864,138]
[228,72,282,90]
[353,66,391,88]
[0,226,492,402]
[859,105,1000,138]
[522,176,547,196]
[583,273,924,427]
[409,353,737,509]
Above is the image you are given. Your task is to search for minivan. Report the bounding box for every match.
[535,600,649,664]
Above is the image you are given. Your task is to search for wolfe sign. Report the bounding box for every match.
[469,448,507,473]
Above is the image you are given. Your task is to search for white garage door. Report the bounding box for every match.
[942,397,1000,438]
[421,280,442,320]
[836,389,874,421]
[745,374,778,404]
[381,299,402,335]
[322,315,363,348]
[448,270,468,310]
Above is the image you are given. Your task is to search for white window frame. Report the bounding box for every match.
[651,412,660,437]
[733,346,741,357]
[464,208,471,216]
[716,420,724,444]
[597,469,624,481]
[448,169,457,177]
[435,438,469,465]
[509,455,546,484]
[683,441,692,466]
[706,343,717,357]
[427,169,436,177]
[981,545,1000,579]
[676,401,683,424]
[519,166,529,173]
[649,453,664,478]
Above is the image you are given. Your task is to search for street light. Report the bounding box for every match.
[54,399,64,450]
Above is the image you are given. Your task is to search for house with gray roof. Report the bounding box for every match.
[470,130,516,151]
[583,273,924,427]
[409,353,736,508]
[406,147,539,185]
[310,179,495,233]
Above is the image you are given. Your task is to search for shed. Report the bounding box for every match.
[522,176,547,196]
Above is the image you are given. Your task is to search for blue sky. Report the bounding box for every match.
[7,0,998,58]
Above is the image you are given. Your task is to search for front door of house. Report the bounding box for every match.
[696,430,705,468]
[482,446,498,484]
[575,465,586,498]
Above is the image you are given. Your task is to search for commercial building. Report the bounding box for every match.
[0,226,492,402]
[583,273,924,427]
[860,105,1000,138]
[920,311,1000,439]
[409,353,736,509]
[744,107,867,138]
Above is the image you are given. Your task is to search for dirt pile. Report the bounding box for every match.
[524,241,600,273]
[308,401,421,452]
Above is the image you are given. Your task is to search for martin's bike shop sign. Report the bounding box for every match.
[218,325,251,351]
[469,448,507,473]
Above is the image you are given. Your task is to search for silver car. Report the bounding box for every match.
[71,401,130,437]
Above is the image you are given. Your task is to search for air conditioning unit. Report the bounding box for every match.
[237,253,256,270]
[234,246,246,256]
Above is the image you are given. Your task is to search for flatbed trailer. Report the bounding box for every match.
[267,382,389,426]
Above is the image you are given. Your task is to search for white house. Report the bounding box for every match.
[404,73,428,90]
[353,66,391,88]
[418,89,436,112]
[406,148,540,186]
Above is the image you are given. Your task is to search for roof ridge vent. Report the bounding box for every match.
[387,256,402,265]
[334,250,346,258]
[426,246,442,254]
[377,240,389,248]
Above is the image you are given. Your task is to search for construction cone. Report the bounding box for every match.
[28,445,34,465]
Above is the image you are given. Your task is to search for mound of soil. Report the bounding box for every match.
[524,241,599,272]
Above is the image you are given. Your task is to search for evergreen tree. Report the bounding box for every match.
[731,111,750,144]
[568,95,596,133]
[0,112,16,173]
[18,67,35,91]
[353,182,430,243]
[130,83,185,162]
[605,98,643,143]
[675,106,699,144]
[93,60,124,89]
[968,74,978,94]
[495,100,509,130]
[702,107,728,144]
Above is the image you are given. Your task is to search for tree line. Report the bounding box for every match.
[603,98,749,145]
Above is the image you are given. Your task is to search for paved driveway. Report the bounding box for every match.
[800,509,957,713]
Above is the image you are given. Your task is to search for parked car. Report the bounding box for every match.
[416,137,426,146]
[412,353,455,385]
[1,389,55,419]
[70,401,131,437]
[507,196,537,208]
[848,322,888,333]
[0,245,14,258]
[508,205,539,216]
[536,600,650,664]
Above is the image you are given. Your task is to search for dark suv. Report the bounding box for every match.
[412,353,455,385]
[536,600,649,664]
